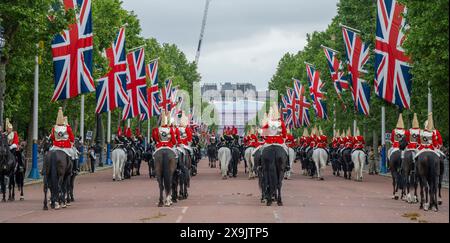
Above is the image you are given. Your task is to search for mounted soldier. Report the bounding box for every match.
[4,118,22,172]
[49,108,76,169]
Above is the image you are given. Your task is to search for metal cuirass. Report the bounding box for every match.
[7,132,14,144]
[410,129,420,143]
[394,129,405,142]
[420,130,433,146]
[54,125,69,141]
[267,120,281,136]
[158,127,172,142]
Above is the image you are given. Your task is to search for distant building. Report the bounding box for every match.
[201,82,276,135]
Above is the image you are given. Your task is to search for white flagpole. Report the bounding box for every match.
[106,110,111,165]
[29,48,40,179]
[428,81,432,113]
[80,94,85,165]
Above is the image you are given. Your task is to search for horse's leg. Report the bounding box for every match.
[424,177,429,211]
[43,176,49,210]
[112,160,116,181]
[438,158,444,205]
[418,176,424,209]
[157,177,164,207]
[391,169,398,200]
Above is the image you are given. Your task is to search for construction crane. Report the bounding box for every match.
[194,0,212,66]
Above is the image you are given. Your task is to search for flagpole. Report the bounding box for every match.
[339,23,361,33]
[333,102,336,137]
[29,47,40,179]
[128,45,145,52]
[106,110,112,165]
[79,95,85,166]
[380,105,387,174]
[320,45,340,54]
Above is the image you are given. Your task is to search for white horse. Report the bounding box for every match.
[112,148,126,181]
[218,147,232,179]
[284,147,296,179]
[244,147,256,179]
[351,150,366,181]
[312,148,328,180]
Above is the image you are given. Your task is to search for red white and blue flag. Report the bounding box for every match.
[281,95,293,128]
[306,64,328,120]
[374,0,412,109]
[122,48,149,120]
[159,79,175,111]
[287,88,298,128]
[342,26,371,116]
[293,79,311,127]
[96,27,128,113]
[51,0,94,101]
[140,59,160,120]
[322,46,350,98]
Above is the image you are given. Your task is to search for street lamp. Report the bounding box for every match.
[0,25,5,55]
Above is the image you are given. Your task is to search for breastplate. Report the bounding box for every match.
[7,132,14,144]
[410,129,420,143]
[394,129,405,142]
[158,127,171,142]
[420,131,433,146]
[267,120,281,136]
[54,125,68,141]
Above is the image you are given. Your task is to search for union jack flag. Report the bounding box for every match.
[374,0,412,109]
[140,59,160,120]
[322,46,350,98]
[286,88,298,128]
[306,64,328,120]
[96,27,128,113]
[51,0,94,101]
[159,79,174,111]
[281,94,293,128]
[293,79,311,127]
[122,48,149,120]
[342,26,371,115]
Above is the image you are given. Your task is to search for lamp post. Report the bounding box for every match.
[0,26,5,55]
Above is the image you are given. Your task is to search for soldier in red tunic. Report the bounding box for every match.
[353,127,365,151]
[5,118,23,173]
[388,114,407,159]
[416,112,444,158]
[49,108,77,171]
[406,113,420,152]
[152,110,177,151]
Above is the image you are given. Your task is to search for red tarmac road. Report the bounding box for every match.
[0,159,448,223]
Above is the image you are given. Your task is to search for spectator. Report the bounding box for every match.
[88,146,96,173]
[368,148,378,175]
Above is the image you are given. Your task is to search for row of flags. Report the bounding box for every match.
[51,0,180,122]
[281,0,412,128]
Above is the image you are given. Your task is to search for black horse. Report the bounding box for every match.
[143,143,155,178]
[330,147,342,177]
[14,145,25,201]
[207,143,218,168]
[172,148,191,202]
[260,145,288,206]
[154,148,177,207]
[388,138,408,200]
[0,134,17,202]
[42,149,72,210]
[416,151,441,211]
[341,148,353,180]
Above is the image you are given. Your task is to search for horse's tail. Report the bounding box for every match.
[49,151,58,197]
[265,148,278,198]
[162,151,171,195]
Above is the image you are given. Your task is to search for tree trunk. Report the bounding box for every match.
[0,62,6,129]
[26,103,34,172]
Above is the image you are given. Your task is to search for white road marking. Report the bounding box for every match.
[273,210,282,223]
[0,211,35,223]
[176,206,189,223]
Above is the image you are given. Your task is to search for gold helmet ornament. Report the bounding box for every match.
[396,113,404,129]
[425,112,434,131]
[56,107,65,126]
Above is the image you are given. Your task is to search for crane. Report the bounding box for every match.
[194,0,212,66]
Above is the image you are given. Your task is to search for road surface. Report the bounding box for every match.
[1,158,448,223]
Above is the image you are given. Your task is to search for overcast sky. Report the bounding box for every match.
[121,0,339,90]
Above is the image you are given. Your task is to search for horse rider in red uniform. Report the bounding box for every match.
[344,128,354,150]
[176,111,193,155]
[353,127,365,153]
[259,106,288,169]
[285,131,296,149]
[406,113,420,158]
[388,114,407,159]
[49,108,77,171]
[416,112,444,159]
[4,118,23,171]
[152,110,177,155]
